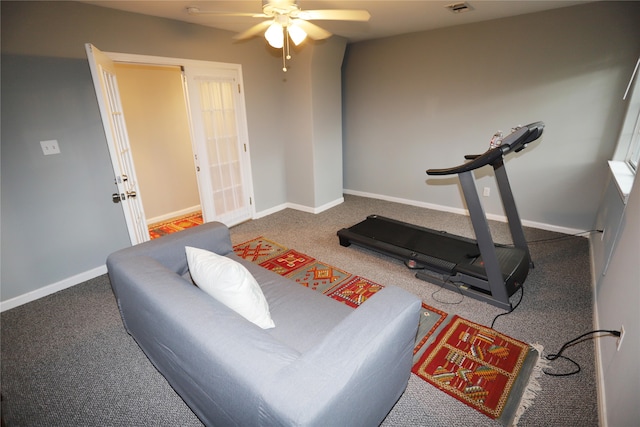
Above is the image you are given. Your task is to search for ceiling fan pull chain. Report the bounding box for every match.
[282,42,287,71]
[283,26,289,72]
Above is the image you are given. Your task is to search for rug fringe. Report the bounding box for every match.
[512,343,549,426]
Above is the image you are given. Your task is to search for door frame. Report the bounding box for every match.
[97,51,255,240]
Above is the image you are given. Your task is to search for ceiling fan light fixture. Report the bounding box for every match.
[265,21,284,48]
[213,0,370,72]
[288,23,307,46]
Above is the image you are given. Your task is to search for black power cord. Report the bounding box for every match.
[489,284,524,329]
[516,229,603,246]
[404,260,465,304]
[431,276,465,305]
[544,329,621,377]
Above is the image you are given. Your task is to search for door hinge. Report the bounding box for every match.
[238,84,241,94]
[244,143,247,152]
[249,197,253,205]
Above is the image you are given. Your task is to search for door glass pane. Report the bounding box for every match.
[197,78,245,218]
[100,66,148,243]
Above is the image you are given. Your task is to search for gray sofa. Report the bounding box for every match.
[106,222,422,426]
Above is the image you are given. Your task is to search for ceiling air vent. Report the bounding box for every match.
[445,2,473,14]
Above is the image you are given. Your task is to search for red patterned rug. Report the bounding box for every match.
[412,316,541,424]
[233,237,396,308]
[148,212,203,239]
[233,236,542,425]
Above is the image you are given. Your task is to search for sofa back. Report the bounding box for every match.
[109,222,233,276]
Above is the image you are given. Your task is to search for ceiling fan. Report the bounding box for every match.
[187,0,371,71]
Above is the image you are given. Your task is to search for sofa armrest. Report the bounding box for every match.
[107,255,300,426]
[260,285,422,427]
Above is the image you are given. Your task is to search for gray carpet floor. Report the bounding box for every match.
[1,195,598,426]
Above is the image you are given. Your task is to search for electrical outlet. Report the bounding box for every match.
[40,140,61,155]
[616,325,625,351]
[483,187,490,197]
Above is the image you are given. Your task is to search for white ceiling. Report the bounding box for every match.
[80,0,594,43]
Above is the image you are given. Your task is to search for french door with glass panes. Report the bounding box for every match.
[87,45,254,244]
[183,65,254,227]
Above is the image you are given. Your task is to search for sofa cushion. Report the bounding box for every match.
[186,246,275,329]
[233,255,353,352]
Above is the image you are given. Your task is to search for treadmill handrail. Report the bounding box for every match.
[426,122,544,176]
[427,146,505,176]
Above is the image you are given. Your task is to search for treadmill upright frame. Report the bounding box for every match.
[415,157,530,310]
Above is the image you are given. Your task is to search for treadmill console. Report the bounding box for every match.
[426,122,544,176]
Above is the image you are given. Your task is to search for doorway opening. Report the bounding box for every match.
[113,62,200,238]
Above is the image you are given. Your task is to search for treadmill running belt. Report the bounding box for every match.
[345,216,480,265]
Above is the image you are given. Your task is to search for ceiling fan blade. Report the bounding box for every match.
[297,9,371,22]
[187,7,267,18]
[293,20,332,40]
[233,21,273,40]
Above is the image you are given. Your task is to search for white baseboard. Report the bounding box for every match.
[254,202,289,219]
[286,197,344,214]
[254,197,344,219]
[589,236,608,427]
[592,299,608,427]
[344,189,469,216]
[146,205,201,225]
[0,265,107,313]
[343,189,588,235]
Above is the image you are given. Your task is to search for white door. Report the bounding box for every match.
[183,65,254,227]
[85,43,150,245]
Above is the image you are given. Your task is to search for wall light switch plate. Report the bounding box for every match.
[40,140,61,155]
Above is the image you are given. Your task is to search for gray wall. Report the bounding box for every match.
[312,39,347,208]
[342,1,640,231]
[592,173,639,426]
[280,37,347,209]
[1,54,131,297]
[1,1,343,302]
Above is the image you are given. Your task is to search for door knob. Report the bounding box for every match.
[112,193,122,203]
[126,190,137,199]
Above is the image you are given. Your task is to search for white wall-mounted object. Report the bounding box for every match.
[40,139,60,155]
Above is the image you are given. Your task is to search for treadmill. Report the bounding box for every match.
[337,122,544,310]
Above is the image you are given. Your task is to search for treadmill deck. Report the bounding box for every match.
[337,215,529,297]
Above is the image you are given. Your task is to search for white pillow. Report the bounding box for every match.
[185,246,275,329]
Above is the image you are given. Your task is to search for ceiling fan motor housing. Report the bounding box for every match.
[263,0,300,17]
